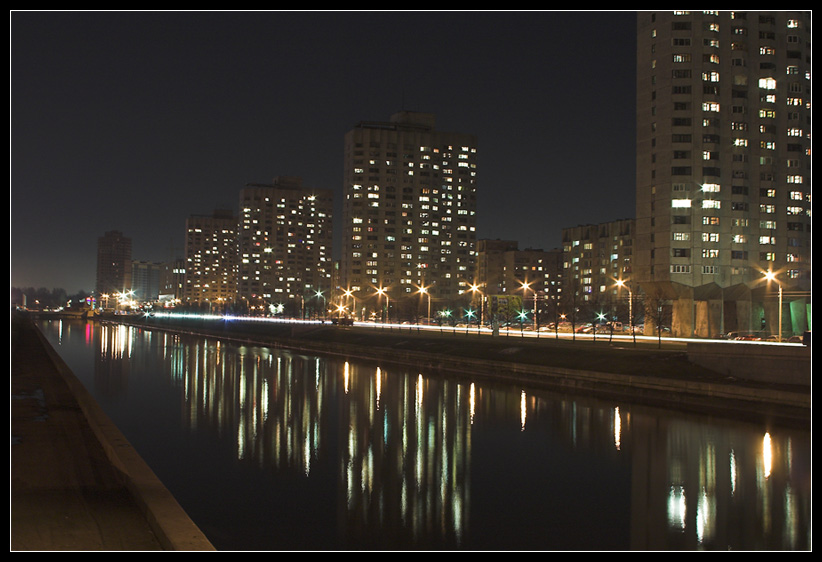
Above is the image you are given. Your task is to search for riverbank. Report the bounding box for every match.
[11,314,214,551]
[131,314,810,427]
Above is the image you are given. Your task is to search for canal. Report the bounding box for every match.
[38,319,810,551]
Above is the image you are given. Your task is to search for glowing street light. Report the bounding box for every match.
[418,285,432,323]
[375,287,389,323]
[521,281,537,330]
[314,289,326,318]
[470,283,486,325]
[343,289,357,320]
[763,270,783,342]
[616,278,636,346]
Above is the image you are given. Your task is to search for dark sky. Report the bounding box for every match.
[11,10,637,294]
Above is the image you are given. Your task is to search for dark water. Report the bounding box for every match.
[38,319,811,551]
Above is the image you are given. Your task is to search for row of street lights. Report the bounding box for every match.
[320,268,786,339]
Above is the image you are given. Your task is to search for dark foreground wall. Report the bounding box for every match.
[687,341,810,386]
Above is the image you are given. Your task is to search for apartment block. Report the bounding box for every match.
[476,239,564,326]
[562,219,635,309]
[237,177,333,315]
[183,209,238,307]
[96,230,132,299]
[341,111,478,315]
[635,11,811,337]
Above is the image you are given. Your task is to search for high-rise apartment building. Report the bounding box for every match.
[131,260,162,303]
[237,177,333,315]
[635,11,811,337]
[562,219,635,313]
[96,230,132,300]
[183,209,238,307]
[341,111,478,317]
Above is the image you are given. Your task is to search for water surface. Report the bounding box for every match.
[39,320,811,551]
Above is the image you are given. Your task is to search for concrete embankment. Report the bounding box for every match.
[11,315,215,551]
[129,315,810,427]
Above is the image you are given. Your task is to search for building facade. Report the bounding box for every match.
[475,239,564,327]
[131,260,162,304]
[340,111,478,318]
[95,230,132,302]
[237,177,333,316]
[635,11,811,337]
[562,219,635,322]
[183,209,238,308]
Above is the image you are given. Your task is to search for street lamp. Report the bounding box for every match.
[470,283,485,326]
[376,287,389,324]
[314,289,326,319]
[464,307,476,333]
[521,281,537,331]
[418,285,431,324]
[763,270,783,342]
[343,289,357,320]
[616,278,635,346]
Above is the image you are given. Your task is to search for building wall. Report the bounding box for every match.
[341,112,478,312]
[131,260,162,303]
[96,230,132,299]
[635,11,811,337]
[476,239,563,326]
[562,219,635,306]
[184,209,238,307]
[237,177,333,314]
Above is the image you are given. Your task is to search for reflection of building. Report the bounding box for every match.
[96,230,132,299]
[628,414,810,550]
[183,209,238,306]
[237,177,333,313]
[341,112,478,306]
[635,11,811,337]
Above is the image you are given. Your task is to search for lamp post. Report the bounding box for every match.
[314,289,326,320]
[521,281,537,331]
[764,271,783,342]
[616,279,635,346]
[343,289,356,320]
[376,287,389,325]
[418,286,431,325]
[470,283,485,327]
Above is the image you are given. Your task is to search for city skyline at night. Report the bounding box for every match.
[12,10,637,294]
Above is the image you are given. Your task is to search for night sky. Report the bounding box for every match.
[11,11,637,294]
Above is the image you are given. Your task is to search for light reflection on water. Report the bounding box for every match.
[40,320,811,551]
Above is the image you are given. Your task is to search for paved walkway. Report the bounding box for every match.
[11,317,214,551]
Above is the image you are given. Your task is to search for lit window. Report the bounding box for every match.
[759,77,777,90]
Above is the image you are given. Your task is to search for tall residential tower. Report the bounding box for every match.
[183,209,238,308]
[341,112,478,319]
[237,176,333,316]
[96,230,132,301]
[635,11,811,337]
